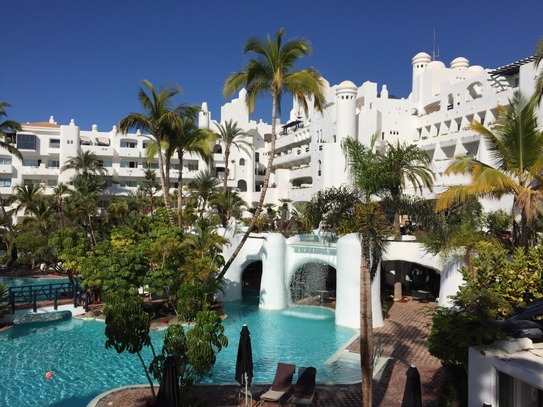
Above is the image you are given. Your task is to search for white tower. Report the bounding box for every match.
[199,102,210,129]
[59,119,80,184]
[411,52,431,105]
[335,80,357,141]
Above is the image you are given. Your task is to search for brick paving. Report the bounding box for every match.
[91,299,444,407]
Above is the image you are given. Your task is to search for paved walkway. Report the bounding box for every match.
[91,299,443,407]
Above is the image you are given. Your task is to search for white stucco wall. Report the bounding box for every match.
[220,231,464,329]
[335,233,384,329]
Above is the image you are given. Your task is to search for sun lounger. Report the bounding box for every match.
[259,362,296,405]
[290,367,317,405]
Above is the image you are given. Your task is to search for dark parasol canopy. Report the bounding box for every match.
[156,355,180,407]
[401,364,423,407]
[235,324,254,405]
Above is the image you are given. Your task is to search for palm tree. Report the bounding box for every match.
[52,183,69,229]
[214,119,252,192]
[534,35,543,104]
[61,150,107,178]
[219,27,326,279]
[436,91,543,247]
[163,115,215,228]
[12,183,45,216]
[378,140,434,235]
[342,137,388,407]
[187,169,221,219]
[210,190,247,228]
[0,102,23,161]
[119,80,195,226]
[137,168,161,215]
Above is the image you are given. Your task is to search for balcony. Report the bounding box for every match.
[286,187,313,203]
[0,164,14,174]
[289,166,312,183]
[117,167,139,177]
[81,144,114,156]
[272,147,311,169]
[118,147,141,158]
[275,127,311,153]
[19,164,60,176]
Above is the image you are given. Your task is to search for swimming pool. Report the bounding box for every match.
[0,276,70,288]
[0,297,358,406]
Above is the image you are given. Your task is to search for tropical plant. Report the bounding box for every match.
[210,190,247,228]
[301,186,361,231]
[219,27,326,280]
[436,91,543,248]
[342,136,389,407]
[187,169,221,219]
[137,168,161,215]
[534,35,543,104]
[11,183,45,217]
[377,140,434,235]
[0,102,23,161]
[104,291,158,399]
[162,114,215,228]
[60,149,107,179]
[428,243,543,372]
[214,119,251,192]
[119,80,196,226]
[150,310,228,403]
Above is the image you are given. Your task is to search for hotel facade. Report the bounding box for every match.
[3,51,542,218]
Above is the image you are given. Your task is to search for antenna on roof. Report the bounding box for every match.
[432,29,440,61]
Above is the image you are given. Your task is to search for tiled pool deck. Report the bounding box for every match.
[90,299,443,407]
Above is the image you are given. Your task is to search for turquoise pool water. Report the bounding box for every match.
[0,276,70,287]
[0,297,358,406]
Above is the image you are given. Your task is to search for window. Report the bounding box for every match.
[47,179,57,186]
[23,159,40,167]
[120,140,137,148]
[239,158,245,166]
[0,157,12,165]
[142,141,150,149]
[24,179,41,186]
[146,162,159,169]
[120,161,138,168]
[187,163,199,172]
[17,134,37,150]
[48,160,60,168]
[255,152,260,162]
[0,178,11,187]
[171,163,180,170]
[49,139,61,148]
[101,159,113,167]
[119,180,138,187]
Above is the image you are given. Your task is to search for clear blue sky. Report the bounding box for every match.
[3,1,542,130]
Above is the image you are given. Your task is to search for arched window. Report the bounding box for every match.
[237,180,247,192]
[239,158,245,166]
[213,144,222,154]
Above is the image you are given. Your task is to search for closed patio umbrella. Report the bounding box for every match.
[401,364,423,407]
[156,355,180,407]
[235,324,253,406]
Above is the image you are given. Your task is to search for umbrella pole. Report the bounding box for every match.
[245,372,248,406]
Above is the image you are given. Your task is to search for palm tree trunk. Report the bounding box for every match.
[157,148,176,226]
[177,150,184,228]
[217,91,278,281]
[360,247,373,407]
[223,146,230,192]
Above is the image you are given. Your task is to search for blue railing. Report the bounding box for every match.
[2,281,88,313]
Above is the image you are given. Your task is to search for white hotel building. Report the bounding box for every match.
[3,51,542,217]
